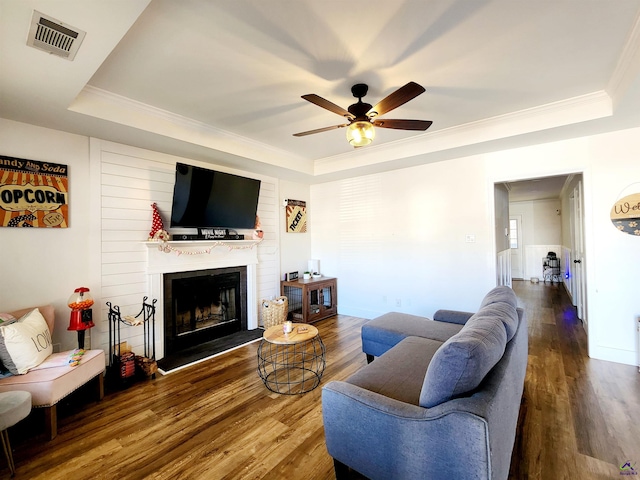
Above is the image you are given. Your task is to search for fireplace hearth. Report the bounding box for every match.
[163,266,248,357]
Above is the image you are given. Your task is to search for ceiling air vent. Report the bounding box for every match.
[26,10,86,61]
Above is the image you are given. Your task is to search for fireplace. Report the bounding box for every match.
[163,267,247,356]
[144,239,259,360]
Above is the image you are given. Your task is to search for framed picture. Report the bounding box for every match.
[0,156,69,228]
[285,199,307,233]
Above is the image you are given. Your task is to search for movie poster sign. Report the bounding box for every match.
[285,199,307,233]
[0,155,69,228]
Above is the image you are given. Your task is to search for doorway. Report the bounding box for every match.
[497,173,587,327]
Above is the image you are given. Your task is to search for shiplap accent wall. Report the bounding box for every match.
[89,139,280,358]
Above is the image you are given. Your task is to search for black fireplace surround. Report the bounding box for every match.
[163,267,248,357]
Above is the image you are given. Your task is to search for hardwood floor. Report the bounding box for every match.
[7,281,640,479]
[509,280,640,480]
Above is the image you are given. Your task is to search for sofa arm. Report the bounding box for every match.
[433,309,475,325]
[322,381,490,480]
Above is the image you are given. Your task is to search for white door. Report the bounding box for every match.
[510,216,524,279]
[571,182,586,323]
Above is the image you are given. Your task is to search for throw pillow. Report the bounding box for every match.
[479,286,518,309]
[0,313,16,325]
[475,303,519,342]
[0,308,53,375]
[0,313,17,374]
[419,316,507,408]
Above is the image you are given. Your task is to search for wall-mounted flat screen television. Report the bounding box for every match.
[170,162,261,229]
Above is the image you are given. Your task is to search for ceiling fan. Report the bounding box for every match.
[293,81,432,147]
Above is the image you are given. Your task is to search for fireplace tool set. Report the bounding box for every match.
[107,297,157,385]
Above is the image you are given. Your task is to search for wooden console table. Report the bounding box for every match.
[280,277,337,323]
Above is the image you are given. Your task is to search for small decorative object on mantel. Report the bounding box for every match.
[0,155,69,228]
[610,187,640,236]
[253,215,264,240]
[148,202,169,242]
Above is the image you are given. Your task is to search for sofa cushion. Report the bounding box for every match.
[480,286,518,309]
[482,301,519,341]
[420,315,507,408]
[362,312,463,357]
[0,309,53,375]
[348,336,443,405]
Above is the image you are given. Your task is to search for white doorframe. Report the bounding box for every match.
[510,215,524,279]
[571,181,587,325]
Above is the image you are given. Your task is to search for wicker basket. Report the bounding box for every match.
[262,296,288,328]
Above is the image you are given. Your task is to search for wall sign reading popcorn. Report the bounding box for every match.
[0,155,69,228]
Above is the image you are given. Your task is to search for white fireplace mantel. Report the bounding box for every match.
[144,240,260,359]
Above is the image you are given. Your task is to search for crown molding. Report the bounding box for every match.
[69,85,312,175]
[607,9,640,109]
[314,90,612,176]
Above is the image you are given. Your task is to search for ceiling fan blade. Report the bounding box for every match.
[293,124,349,137]
[373,119,433,131]
[302,94,354,119]
[368,82,426,118]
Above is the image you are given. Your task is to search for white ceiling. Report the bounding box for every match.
[506,175,570,203]
[2,0,640,185]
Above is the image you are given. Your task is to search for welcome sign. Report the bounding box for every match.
[610,192,640,236]
[0,155,69,228]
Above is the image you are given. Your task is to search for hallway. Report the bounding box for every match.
[509,280,639,479]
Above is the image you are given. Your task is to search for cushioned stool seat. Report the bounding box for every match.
[0,391,31,476]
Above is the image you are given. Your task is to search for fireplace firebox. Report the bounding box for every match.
[163,267,248,356]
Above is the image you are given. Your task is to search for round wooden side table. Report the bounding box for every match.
[257,323,326,394]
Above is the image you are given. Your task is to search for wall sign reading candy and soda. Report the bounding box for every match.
[0,155,69,228]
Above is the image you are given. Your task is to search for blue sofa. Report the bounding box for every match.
[322,286,527,480]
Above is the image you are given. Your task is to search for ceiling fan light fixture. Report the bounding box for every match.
[346,121,375,147]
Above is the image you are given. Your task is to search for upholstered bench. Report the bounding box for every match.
[0,305,105,439]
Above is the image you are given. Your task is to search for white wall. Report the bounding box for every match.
[584,129,640,365]
[510,199,562,279]
[312,126,640,366]
[0,119,92,351]
[311,156,496,319]
[510,199,562,245]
